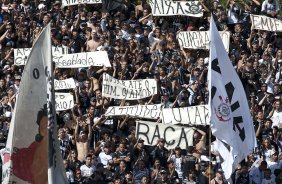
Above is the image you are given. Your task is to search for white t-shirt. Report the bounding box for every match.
[98,151,113,166]
[271,110,282,127]
[80,164,96,177]
[171,155,183,178]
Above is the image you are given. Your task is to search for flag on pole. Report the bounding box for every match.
[0,24,67,183]
[208,16,257,180]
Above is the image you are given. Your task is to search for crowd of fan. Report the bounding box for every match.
[0,0,282,183]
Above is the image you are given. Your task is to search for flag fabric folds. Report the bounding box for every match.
[208,16,257,180]
[0,24,67,183]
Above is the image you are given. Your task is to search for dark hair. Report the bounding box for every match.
[35,104,47,142]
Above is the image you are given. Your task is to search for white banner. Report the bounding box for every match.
[14,47,68,65]
[105,104,162,119]
[54,78,76,90]
[136,121,194,149]
[150,0,203,17]
[62,0,102,6]
[177,31,230,51]
[162,105,209,125]
[250,14,282,32]
[102,73,157,100]
[55,93,74,111]
[54,51,111,68]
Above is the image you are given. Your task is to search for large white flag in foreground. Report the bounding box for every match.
[1,24,67,183]
[208,16,256,180]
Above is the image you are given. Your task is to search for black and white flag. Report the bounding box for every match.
[208,16,257,180]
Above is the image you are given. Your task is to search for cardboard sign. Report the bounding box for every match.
[102,73,157,100]
[105,104,162,119]
[54,51,111,68]
[250,14,282,32]
[62,0,102,6]
[55,93,74,111]
[150,0,203,17]
[177,31,230,51]
[162,105,210,125]
[136,121,194,149]
[54,78,76,90]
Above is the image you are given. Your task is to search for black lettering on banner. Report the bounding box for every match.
[203,105,209,125]
[151,125,161,144]
[198,32,204,48]
[251,15,258,29]
[105,107,115,116]
[177,128,189,148]
[204,32,209,46]
[172,108,182,123]
[150,105,158,118]
[145,80,151,95]
[153,0,163,14]
[69,100,73,109]
[122,88,128,98]
[165,0,174,14]
[185,107,192,124]
[164,126,175,145]
[136,122,150,143]
[274,19,281,31]
[194,107,203,125]
[177,33,185,47]
[119,107,127,114]
[187,32,194,47]
[261,17,270,31]
[109,86,117,96]
[33,68,40,79]
[88,57,94,66]
[137,105,144,116]
[143,105,150,117]
[129,106,135,115]
[176,1,185,14]
[192,32,199,47]
[269,18,275,31]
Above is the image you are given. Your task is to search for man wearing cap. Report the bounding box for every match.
[132,138,150,166]
[152,138,169,168]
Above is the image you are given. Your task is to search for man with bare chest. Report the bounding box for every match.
[86,30,101,52]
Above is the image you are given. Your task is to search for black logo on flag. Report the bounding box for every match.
[211,58,246,141]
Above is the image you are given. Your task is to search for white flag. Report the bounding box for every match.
[1,24,67,184]
[208,16,256,180]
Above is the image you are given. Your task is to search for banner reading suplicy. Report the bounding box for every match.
[150,0,203,17]
[136,121,194,149]
[62,0,102,6]
[102,73,157,100]
[54,51,111,68]
[162,105,210,125]
[105,104,162,119]
[177,31,230,51]
[55,93,74,111]
[250,14,282,32]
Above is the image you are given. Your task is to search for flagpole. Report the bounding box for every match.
[209,124,212,184]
